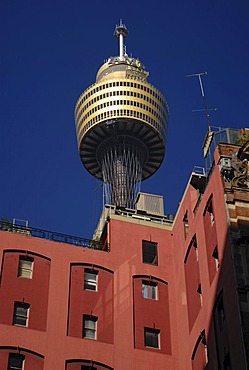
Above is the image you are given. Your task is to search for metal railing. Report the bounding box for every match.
[0,221,109,252]
[192,166,206,176]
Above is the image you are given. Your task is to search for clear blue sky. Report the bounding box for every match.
[1,0,249,238]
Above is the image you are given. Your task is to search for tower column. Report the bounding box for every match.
[101,141,144,208]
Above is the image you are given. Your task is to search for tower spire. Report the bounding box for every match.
[114,20,128,58]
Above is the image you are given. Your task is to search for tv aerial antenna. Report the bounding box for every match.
[186,72,217,132]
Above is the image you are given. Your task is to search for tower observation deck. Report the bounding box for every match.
[75,22,169,209]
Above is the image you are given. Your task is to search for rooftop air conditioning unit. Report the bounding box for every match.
[136,192,164,216]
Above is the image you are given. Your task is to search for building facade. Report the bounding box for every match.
[1,133,249,369]
[1,22,249,370]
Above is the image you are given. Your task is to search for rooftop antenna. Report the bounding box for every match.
[186,72,215,132]
[114,19,128,58]
[187,72,218,170]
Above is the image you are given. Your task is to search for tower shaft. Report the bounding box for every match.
[102,141,143,208]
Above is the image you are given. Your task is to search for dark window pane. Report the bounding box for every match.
[144,328,160,348]
[142,241,158,265]
[13,302,29,327]
[223,353,231,370]
[8,353,25,370]
[217,296,225,331]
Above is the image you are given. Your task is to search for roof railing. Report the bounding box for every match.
[0,221,109,252]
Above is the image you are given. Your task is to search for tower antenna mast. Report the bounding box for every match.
[114,19,128,58]
[186,72,212,132]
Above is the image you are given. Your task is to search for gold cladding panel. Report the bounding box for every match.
[76,97,166,129]
[76,103,166,137]
[75,79,168,146]
[75,79,168,118]
[77,106,161,133]
[76,90,167,122]
[77,108,166,148]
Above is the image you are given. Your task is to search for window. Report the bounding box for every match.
[83,315,97,339]
[13,302,30,327]
[217,296,225,331]
[212,246,219,269]
[142,280,158,300]
[197,283,203,305]
[183,211,189,239]
[18,256,34,279]
[8,353,25,370]
[144,327,160,348]
[84,269,98,291]
[142,240,158,265]
[191,330,208,365]
[223,353,231,370]
[207,199,215,225]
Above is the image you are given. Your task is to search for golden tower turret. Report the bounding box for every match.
[75,21,169,208]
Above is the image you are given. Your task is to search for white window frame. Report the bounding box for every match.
[183,211,189,239]
[13,302,30,327]
[84,269,98,291]
[18,256,34,279]
[83,315,97,340]
[142,280,158,300]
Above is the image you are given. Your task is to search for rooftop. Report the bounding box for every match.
[0,220,109,252]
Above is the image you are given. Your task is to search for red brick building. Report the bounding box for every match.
[1,21,249,370]
[1,128,249,369]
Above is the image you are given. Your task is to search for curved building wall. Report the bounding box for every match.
[67,263,114,343]
[0,347,44,369]
[0,250,50,331]
[133,275,171,354]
